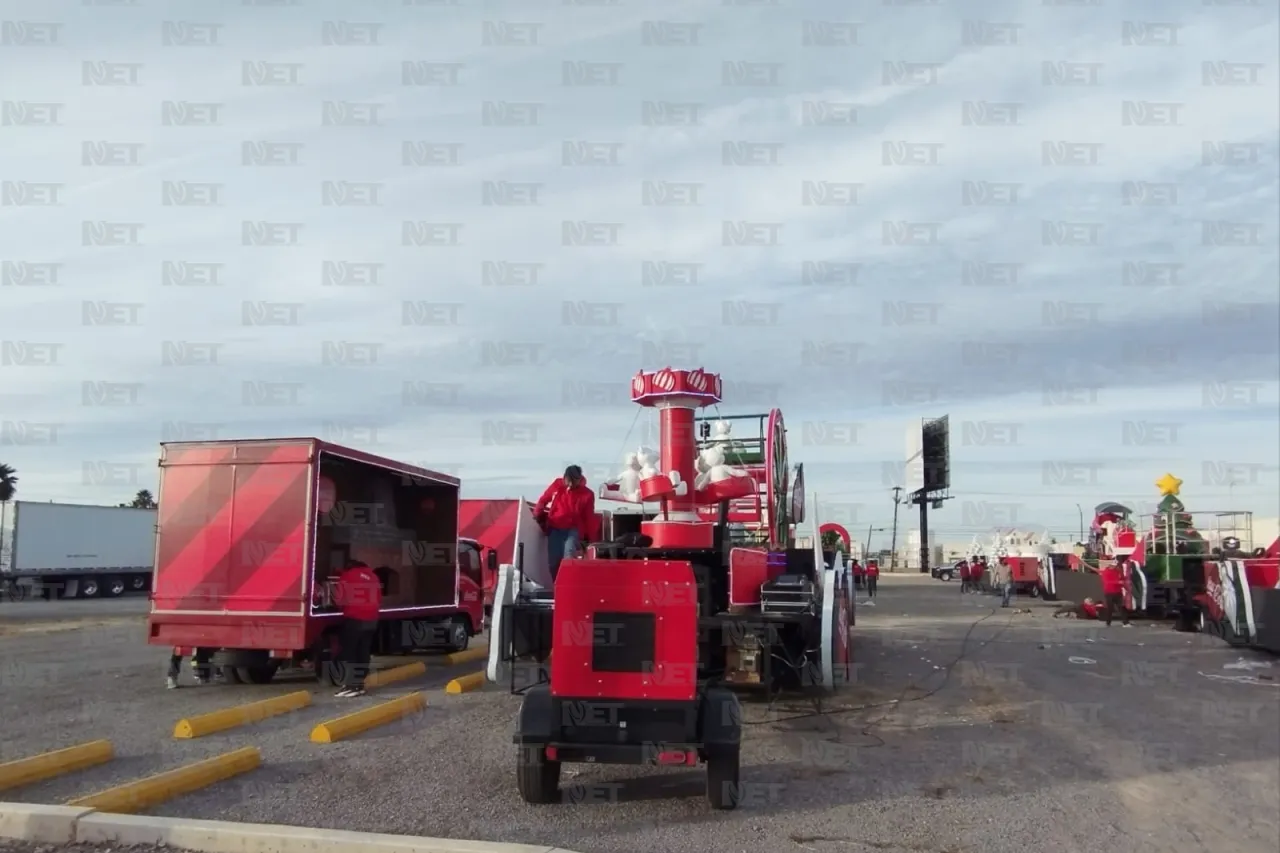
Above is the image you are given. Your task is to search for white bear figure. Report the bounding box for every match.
[695,444,746,491]
[668,470,688,497]
[637,446,659,480]
[695,445,719,482]
[609,452,642,501]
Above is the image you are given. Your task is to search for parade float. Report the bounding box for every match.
[1055,474,1280,649]
[965,529,1056,599]
[486,367,852,808]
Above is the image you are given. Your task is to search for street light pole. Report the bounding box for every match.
[1076,503,1084,543]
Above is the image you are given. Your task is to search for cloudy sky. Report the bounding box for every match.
[1,0,1277,541]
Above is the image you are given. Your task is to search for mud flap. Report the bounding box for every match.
[820,566,851,689]
[486,562,518,684]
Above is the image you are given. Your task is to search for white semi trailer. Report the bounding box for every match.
[0,501,156,599]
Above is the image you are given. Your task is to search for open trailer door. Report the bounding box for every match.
[487,498,550,686]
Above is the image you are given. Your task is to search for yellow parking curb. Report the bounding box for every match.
[66,747,261,814]
[173,691,311,739]
[445,670,486,695]
[441,647,486,666]
[310,693,426,743]
[0,740,113,793]
[364,661,426,689]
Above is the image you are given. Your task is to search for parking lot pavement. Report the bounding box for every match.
[0,595,149,627]
[4,582,1277,853]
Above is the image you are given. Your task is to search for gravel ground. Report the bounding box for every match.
[3,575,1278,853]
[0,844,196,853]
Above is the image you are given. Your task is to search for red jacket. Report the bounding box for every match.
[335,565,382,621]
[958,561,970,581]
[866,563,879,579]
[1100,564,1125,595]
[535,478,596,541]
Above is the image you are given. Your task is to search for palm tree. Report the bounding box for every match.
[0,463,17,569]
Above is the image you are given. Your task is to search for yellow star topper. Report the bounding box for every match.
[1155,473,1182,496]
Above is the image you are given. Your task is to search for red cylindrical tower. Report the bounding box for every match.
[631,368,722,547]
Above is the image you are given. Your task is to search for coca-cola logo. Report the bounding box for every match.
[653,369,676,392]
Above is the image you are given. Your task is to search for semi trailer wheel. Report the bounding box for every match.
[516,746,561,804]
[79,579,100,598]
[106,577,125,597]
[705,747,741,810]
[129,576,147,591]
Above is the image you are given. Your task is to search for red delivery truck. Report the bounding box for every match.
[146,438,484,685]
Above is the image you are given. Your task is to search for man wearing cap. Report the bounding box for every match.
[534,465,596,581]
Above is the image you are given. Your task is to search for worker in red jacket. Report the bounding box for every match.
[865,560,880,598]
[1099,559,1131,627]
[333,559,382,697]
[958,559,971,594]
[534,465,596,581]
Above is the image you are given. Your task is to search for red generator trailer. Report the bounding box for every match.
[488,367,852,809]
[147,438,485,684]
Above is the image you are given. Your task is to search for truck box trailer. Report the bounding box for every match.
[146,438,482,685]
[1,501,157,600]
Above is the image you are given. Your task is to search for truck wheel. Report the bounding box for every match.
[516,746,561,804]
[706,747,741,810]
[446,618,469,652]
[106,577,126,597]
[129,576,147,592]
[238,664,278,684]
[221,665,244,684]
[78,579,100,599]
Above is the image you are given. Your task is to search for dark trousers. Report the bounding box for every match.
[866,577,877,597]
[960,578,970,593]
[1103,593,1128,625]
[340,619,378,689]
[168,648,213,680]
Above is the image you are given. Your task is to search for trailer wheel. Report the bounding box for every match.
[516,746,561,805]
[129,576,147,592]
[78,578,100,598]
[705,747,741,810]
[106,577,125,597]
[1029,585,1041,599]
[238,664,279,684]
[221,665,245,684]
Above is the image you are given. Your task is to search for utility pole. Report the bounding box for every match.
[889,487,902,571]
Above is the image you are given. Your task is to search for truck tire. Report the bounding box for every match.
[221,665,245,684]
[516,746,560,804]
[129,576,147,592]
[706,747,741,810]
[446,617,470,652]
[238,664,279,684]
[106,577,125,597]
[78,578,100,599]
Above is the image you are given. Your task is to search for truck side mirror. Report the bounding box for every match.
[487,549,499,573]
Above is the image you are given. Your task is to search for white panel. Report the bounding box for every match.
[512,497,551,589]
[11,502,156,571]
[486,563,517,684]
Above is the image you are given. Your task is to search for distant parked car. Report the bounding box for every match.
[932,560,963,582]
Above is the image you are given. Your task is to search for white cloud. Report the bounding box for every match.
[0,0,1276,539]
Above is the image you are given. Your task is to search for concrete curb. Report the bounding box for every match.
[0,802,582,853]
